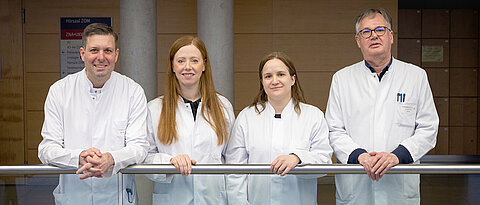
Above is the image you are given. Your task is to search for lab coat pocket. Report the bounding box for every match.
[53,187,70,205]
[394,102,417,128]
[334,174,354,203]
[112,120,128,148]
[153,193,171,205]
[402,174,420,199]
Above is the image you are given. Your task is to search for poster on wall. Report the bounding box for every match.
[60,17,112,78]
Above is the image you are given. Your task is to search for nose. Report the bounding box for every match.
[272,75,279,84]
[184,60,192,70]
[97,51,106,61]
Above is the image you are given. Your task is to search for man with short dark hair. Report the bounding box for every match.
[326,9,439,204]
[38,23,148,204]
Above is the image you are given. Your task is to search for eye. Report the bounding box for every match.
[264,74,272,79]
[104,49,113,54]
[361,29,371,35]
[375,27,386,32]
[192,59,199,63]
[278,73,286,76]
[177,59,185,63]
[89,48,98,53]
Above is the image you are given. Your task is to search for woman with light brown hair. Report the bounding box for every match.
[144,36,234,204]
[225,51,332,204]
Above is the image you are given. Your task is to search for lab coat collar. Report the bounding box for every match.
[265,98,294,119]
[81,68,116,93]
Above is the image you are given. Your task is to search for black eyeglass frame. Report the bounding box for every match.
[357,26,391,39]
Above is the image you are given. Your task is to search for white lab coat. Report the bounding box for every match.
[225,100,333,205]
[38,69,149,205]
[144,94,235,205]
[326,58,439,205]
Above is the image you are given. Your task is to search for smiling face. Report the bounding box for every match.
[80,34,118,87]
[172,44,205,92]
[261,58,296,102]
[355,13,393,60]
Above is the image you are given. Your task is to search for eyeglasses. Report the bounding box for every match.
[357,26,391,39]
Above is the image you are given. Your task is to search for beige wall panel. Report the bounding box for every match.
[273,0,397,34]
[157,34,196,73]
[235,72,259,111]
[422,9,450,38]
[234,0,272,33]
[25,0,120,34]
[450,39,478,68]
[450,68,477,97]
[398,39,421,66]
[425,68,449,97]
[449,98,477,126]
[157,0,197,33]
[428,127,448,155]
[157,72,166,97]
[25,34,59,73]
[0,0,24,165]
[27,149,41,165]
[398,9,421,38]
[234,34,273,72]
[434,98,449,127]
[27,111,43,150]
[449,127,477,155]
[421,39,449,68]
[298,72,334,111]
[273,34,362,72]
[26,73,59,111]
[450,9,479,38]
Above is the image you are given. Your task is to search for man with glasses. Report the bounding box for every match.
[326,8,439,204]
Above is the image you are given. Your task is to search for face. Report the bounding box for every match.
[261,59,295,102]
[80,34,118,84]
[172,44,205,91]
[355,13,393,59]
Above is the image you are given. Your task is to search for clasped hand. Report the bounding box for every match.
[76,147,115,179]
[358,152,399,181]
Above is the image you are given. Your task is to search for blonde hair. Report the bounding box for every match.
[250,51,306,114]
[158,36,228,145]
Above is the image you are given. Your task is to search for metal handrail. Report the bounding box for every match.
[1,164,480,175]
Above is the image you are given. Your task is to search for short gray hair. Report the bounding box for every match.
[81,23,118,49]
[355,8,392,33]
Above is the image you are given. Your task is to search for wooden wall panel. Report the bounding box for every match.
[425,68,449,97]
[449,98,477,126]
[398,39,421,66]
[157,0,197,33]
[450,68,477,97]
[273,34,362,72]
[398,9,421,38]
[25,73,59,111]
[450,9,479,38]
[234,34,274,72]
[234,0,272,33]
[0,0,24,165]
[234,72,260,112]
[273,0,397,34]
[449,127,477,155]
[298,72,334,111]
[27,150,41,165]
[24,0,120,34]
[421,39,450,68]
[422,9,450,38]
[428,127,448,155]
[26,111,43,150]
[156,72,166,97]
[450,39,478,67]
[434,98,449,127]
[25,34,59,73]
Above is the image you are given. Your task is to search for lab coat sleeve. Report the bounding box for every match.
[326,73,364,164]
[38,84,84,168]
[224,111,249,205]
[293,109,333,165]
[143,106,174,183]
[398,70,439,162]
[221,96,236,161]
[108,85,149,175]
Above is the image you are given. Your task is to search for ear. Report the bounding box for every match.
[291,74,296,85]
[80,47,86,62]
[114,48,119,63]
[355,35,361,49]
